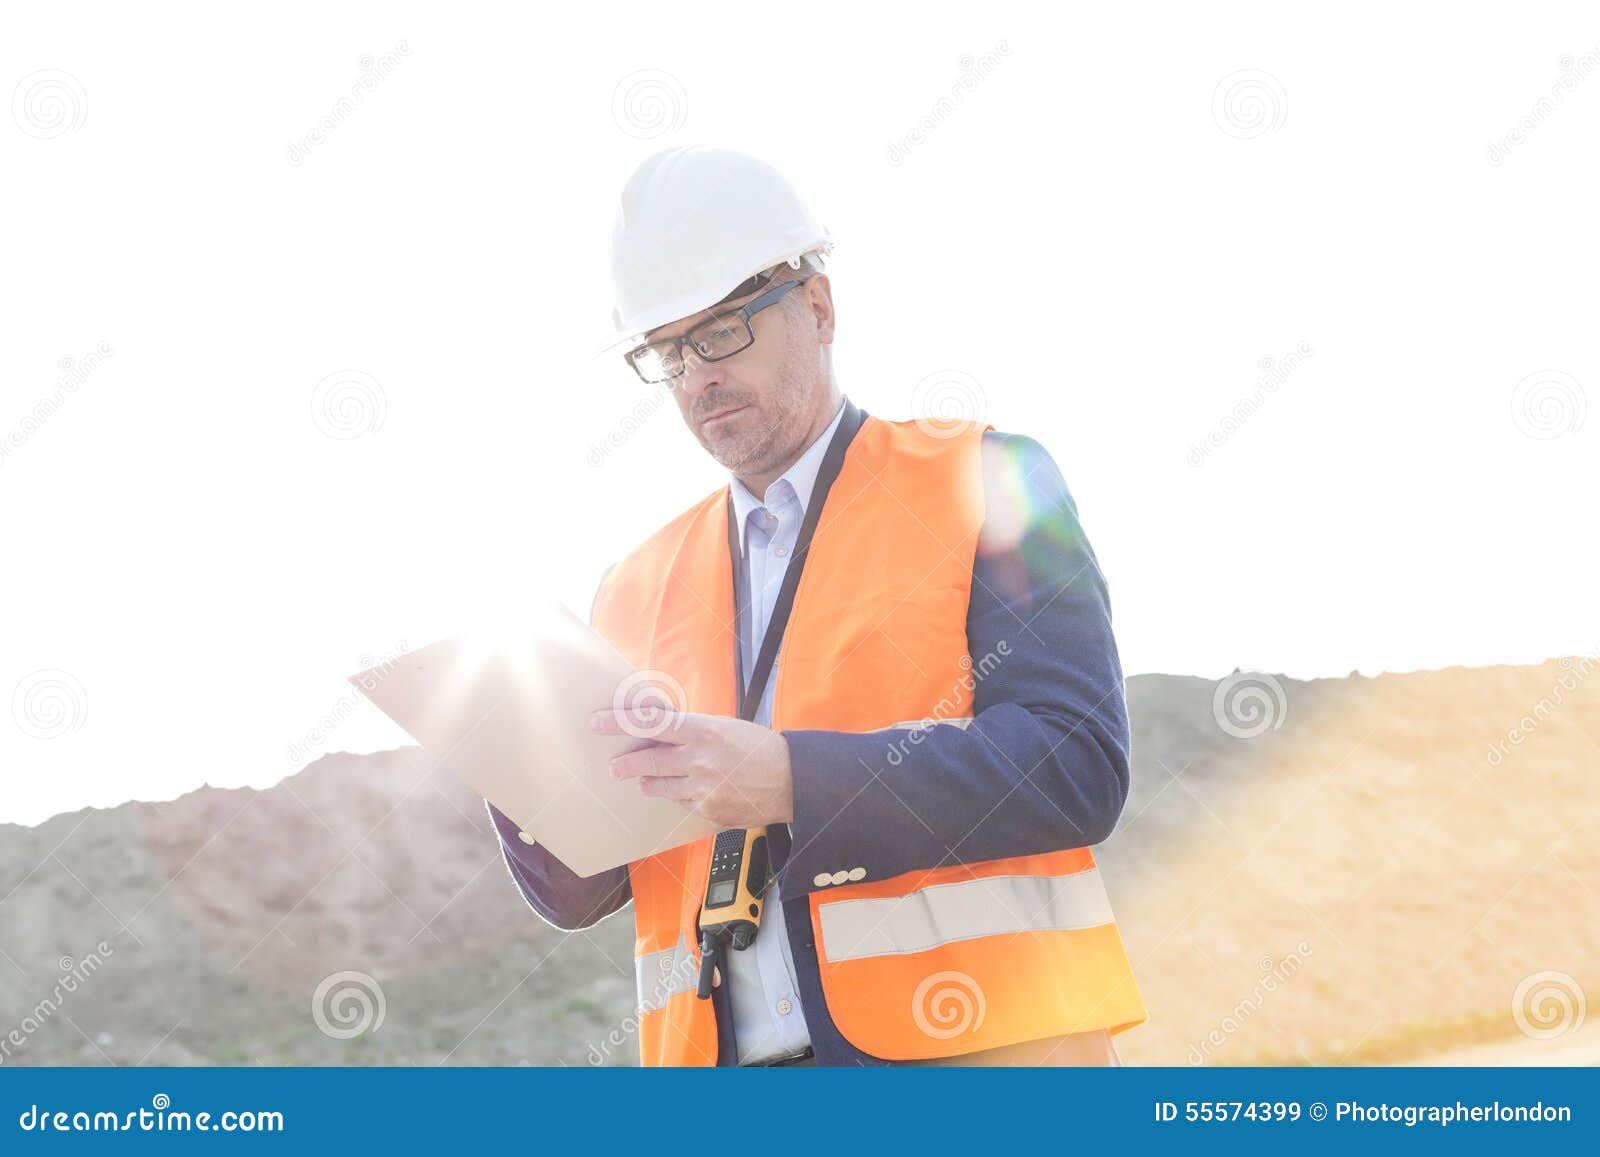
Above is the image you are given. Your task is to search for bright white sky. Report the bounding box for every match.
[4,3,1597,824]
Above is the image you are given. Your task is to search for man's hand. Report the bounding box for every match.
[589,708,794,829]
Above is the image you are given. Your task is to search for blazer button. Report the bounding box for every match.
[847,867,866,881]
[517,831,536,845]
[830,870,849,885]
[812,872,833,888]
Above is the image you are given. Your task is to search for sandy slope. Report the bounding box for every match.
[0,659,1593,1066]
[1108,659,1598,1066]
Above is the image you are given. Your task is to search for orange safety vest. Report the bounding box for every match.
[591,414,1145,1064]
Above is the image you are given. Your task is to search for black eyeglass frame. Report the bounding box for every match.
[624,275,812,384]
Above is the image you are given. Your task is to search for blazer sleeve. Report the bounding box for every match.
[488,800,633,930]
[777,432,1132,899]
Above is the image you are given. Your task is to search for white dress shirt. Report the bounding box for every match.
[720,400,846,1065]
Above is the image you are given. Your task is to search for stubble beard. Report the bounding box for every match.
[699,337,816,477]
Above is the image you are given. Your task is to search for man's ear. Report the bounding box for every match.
[805,274,836,344]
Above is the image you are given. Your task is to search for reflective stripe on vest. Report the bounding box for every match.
[816,865,1115,962]
[591,414,1146,1064]
[634,934,698,1013]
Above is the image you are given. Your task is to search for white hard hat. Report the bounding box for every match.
[606,146,832,348]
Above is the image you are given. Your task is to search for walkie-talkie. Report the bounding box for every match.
[694,827,770,999]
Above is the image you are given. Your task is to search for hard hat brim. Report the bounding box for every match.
[596,241,833,362]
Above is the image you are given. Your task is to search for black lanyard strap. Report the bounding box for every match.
[726,398,866,723]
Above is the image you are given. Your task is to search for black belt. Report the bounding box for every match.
[744,1047,815,1067]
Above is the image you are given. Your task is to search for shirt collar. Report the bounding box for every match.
[729,400,848,552]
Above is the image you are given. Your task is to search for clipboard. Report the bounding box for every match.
[348,606,719,877]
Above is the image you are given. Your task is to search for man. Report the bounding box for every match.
[487,146,1145,1066]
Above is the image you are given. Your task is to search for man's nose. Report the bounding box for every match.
[676,350,724,397]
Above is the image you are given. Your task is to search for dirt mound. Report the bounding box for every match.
[1108,660,1598,1065]
[1,659,1593,1066]
[0,749,635,1066]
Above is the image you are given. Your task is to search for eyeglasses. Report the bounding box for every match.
[625,276,810,384]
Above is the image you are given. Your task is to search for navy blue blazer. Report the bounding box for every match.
[486,431,1132,1066]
